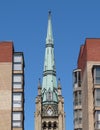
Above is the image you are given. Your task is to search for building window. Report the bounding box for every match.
[13,74,23,89]
[79,91,82,105]
[12,112,22,127]
[13,54,23,71]
[14,55,23,63]
[95,111,100,129]
[13,93,22,108]
[95,89,100,106]
[42,122,46,129]
[14,64,22,71]
[74,92,78,106]
[74,91,81,106]
[53,122,57,129]
[74,109,82,126]
[73,70,81,88]
[94,67,100,84]
[48,122,52,129]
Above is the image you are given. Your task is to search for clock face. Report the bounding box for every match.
[47,108,53,116]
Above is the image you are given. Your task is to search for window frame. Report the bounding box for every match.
[13,93,23,108]
[12,112,23,128]
[13,53,23,71]
[13,74,23,89]
[93,66,100,84]
[94,89,100,106]
[95,111,100,129]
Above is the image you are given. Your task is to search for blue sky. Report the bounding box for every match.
[0,1,100,130]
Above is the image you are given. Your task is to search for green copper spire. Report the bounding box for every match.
[46,11,53,44]
[42,12,58,104]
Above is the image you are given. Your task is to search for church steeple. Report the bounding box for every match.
[42,11,58,103]
[34,12,65,130]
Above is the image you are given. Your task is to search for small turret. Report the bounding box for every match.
[38,78,42,96]
[58,78,62,96]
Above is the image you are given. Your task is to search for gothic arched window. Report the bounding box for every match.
[42,122,46,129]
[53,122,57,129]
[48,122,52,129]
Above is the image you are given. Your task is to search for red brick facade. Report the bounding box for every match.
[0,42,13,62]
[78,38,100,73]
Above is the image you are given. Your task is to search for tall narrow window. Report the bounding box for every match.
[95,111,100,129]
[42,122,46,129]
[53,122,57,129]
[12,112,22,127]
[73,70,81,88]
[94,67,100,84]
[48,122,52,129]
[79,91,82,105]
[95,89,100,106]
[74,92,78,106]
[74,72,77,84]
[78,110,82,124]
[74,110,78,126]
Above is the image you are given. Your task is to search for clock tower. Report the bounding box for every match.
[34,12,65,130]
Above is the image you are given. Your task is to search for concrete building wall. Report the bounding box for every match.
[0,42,24,130]
[0,42,13,130]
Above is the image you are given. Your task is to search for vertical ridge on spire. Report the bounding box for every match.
[42,12,58,104]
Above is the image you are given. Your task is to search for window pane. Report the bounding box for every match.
[13,75,22,83]
[13,102,22,108]
[13,121,22,127]
[95,89,100,106]
[97,122,100,129]
[13,93,22,101]
[14,64,22,71]
[12,112,22,128]
[97,111,100,120]
[74,72,77,83]
[13,112,21,121]
[94,67,100,84]
[96,77,100,84]
[13,93,22,108]
[13,83,22,89]
[14,55,22,63]
[96,68,100,77]
[95,111,100,129]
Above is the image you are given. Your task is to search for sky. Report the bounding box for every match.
[0,1,100,130]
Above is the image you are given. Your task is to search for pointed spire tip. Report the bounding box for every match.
[48,11,51,15]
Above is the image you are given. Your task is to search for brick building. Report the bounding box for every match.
[0,42,24,130]
[73,38,100,130]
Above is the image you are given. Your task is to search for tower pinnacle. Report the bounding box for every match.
[42,12,58,103]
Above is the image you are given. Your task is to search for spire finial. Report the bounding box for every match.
[48,11,51,16]
[46,10,53,44]
[38,78,41,88]
[58,78,61,89]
